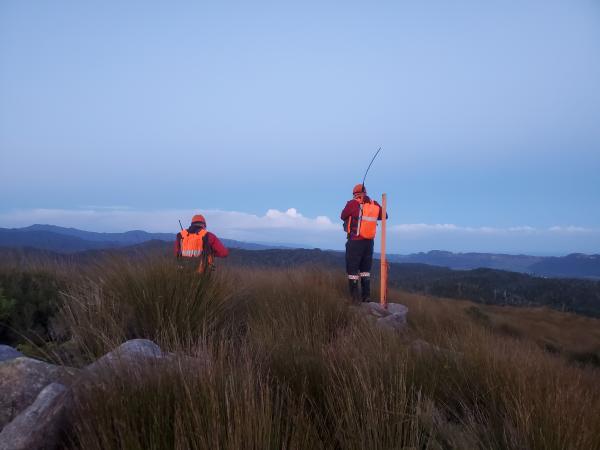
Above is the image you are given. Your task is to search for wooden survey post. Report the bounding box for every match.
[380,193,387,309]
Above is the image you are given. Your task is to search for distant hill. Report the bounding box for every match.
[2,225,599,279]
[21,224,174,244]
[386,250,600,280]
[384,263,600,318]
[0,225,279,253]
[386,250,542,272]
[529,253,600,279]
[0,228,123,253]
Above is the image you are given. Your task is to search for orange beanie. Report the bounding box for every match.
[353,184,366,194]
[191,214,206,224]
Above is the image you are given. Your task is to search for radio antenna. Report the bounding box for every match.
[361,147,382,191]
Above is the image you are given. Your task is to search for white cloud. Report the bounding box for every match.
[508,226,536,232]
[258,208,337,230]
[0,208,596,237]
[390,223,458,232]
[389,223,597,235]
[0,207,339,235]
[548,226,591,233]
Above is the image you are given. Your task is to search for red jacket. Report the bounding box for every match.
[340,196,387,240]
[174,226,229,258]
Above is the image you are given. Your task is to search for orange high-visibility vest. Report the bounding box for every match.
[357,200,380,239]
[180,229,207,257]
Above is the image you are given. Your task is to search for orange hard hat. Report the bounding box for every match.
[353,184,366,195]
[191,214,206,224]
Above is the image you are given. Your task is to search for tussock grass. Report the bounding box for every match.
[59,256,241,358]
[55,257,600,449]
[70,344,320,450]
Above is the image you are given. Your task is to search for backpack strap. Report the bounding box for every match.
[199,232,215,273]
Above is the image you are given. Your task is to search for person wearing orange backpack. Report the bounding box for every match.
[175,214,229,273]
[341,184,387,302]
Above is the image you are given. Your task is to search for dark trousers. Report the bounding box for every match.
[345,239,374,301]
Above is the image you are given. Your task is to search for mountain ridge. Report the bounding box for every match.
[0,224,280,252]
[1,225,599,279]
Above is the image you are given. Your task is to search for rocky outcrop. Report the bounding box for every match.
[84,338,164,373]
[0,345,22,363]
[360,302,409,331]
[0,383,69,450]
[0,339,206,450]
[0,339,165,450]
[0,357,77,430]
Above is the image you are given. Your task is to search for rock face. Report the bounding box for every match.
[0,383,69,450]
[85,338,163,373]
[0,357,77,430]
[0,345,23,363]
[376,303,408,330]
[361,302,409,331]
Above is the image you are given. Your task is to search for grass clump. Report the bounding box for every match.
[69,344,319,450]
[59,256,241,358]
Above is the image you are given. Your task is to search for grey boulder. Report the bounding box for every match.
[85,339,164,373]
[361,302,409,331]
[0,358,77,430]
[376,303,408,331]
[0,345,23,363]
[0,383,69,450]
[360,302,390,318]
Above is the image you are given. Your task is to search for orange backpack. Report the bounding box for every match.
[357,200,380,239]
[180,229,215,273]
[180,229,207,257]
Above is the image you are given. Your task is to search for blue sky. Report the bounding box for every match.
[1,0,599,254]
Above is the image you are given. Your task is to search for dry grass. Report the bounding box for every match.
[52,257,600,449]
[58,255,243,359]
[69,343,320,450]
[395,289,600,367]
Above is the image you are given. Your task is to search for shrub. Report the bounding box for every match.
[0,268,65,346]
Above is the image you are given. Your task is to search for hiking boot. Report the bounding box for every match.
[348,278,360,302]
[360,275,371,302]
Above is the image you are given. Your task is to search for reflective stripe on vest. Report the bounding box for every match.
[180,229,207,258]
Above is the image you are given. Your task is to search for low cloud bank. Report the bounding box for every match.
[0,208,598,255]
[390,223,597,235]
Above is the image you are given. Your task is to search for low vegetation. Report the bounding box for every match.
[1,253,599,449]
[0,267,66,347]
[387,264,600,317]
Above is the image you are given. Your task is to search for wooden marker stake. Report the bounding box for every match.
[380,193,387,309]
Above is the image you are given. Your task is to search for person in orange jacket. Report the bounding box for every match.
[340,184,386,302]
[174,214,228,273]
